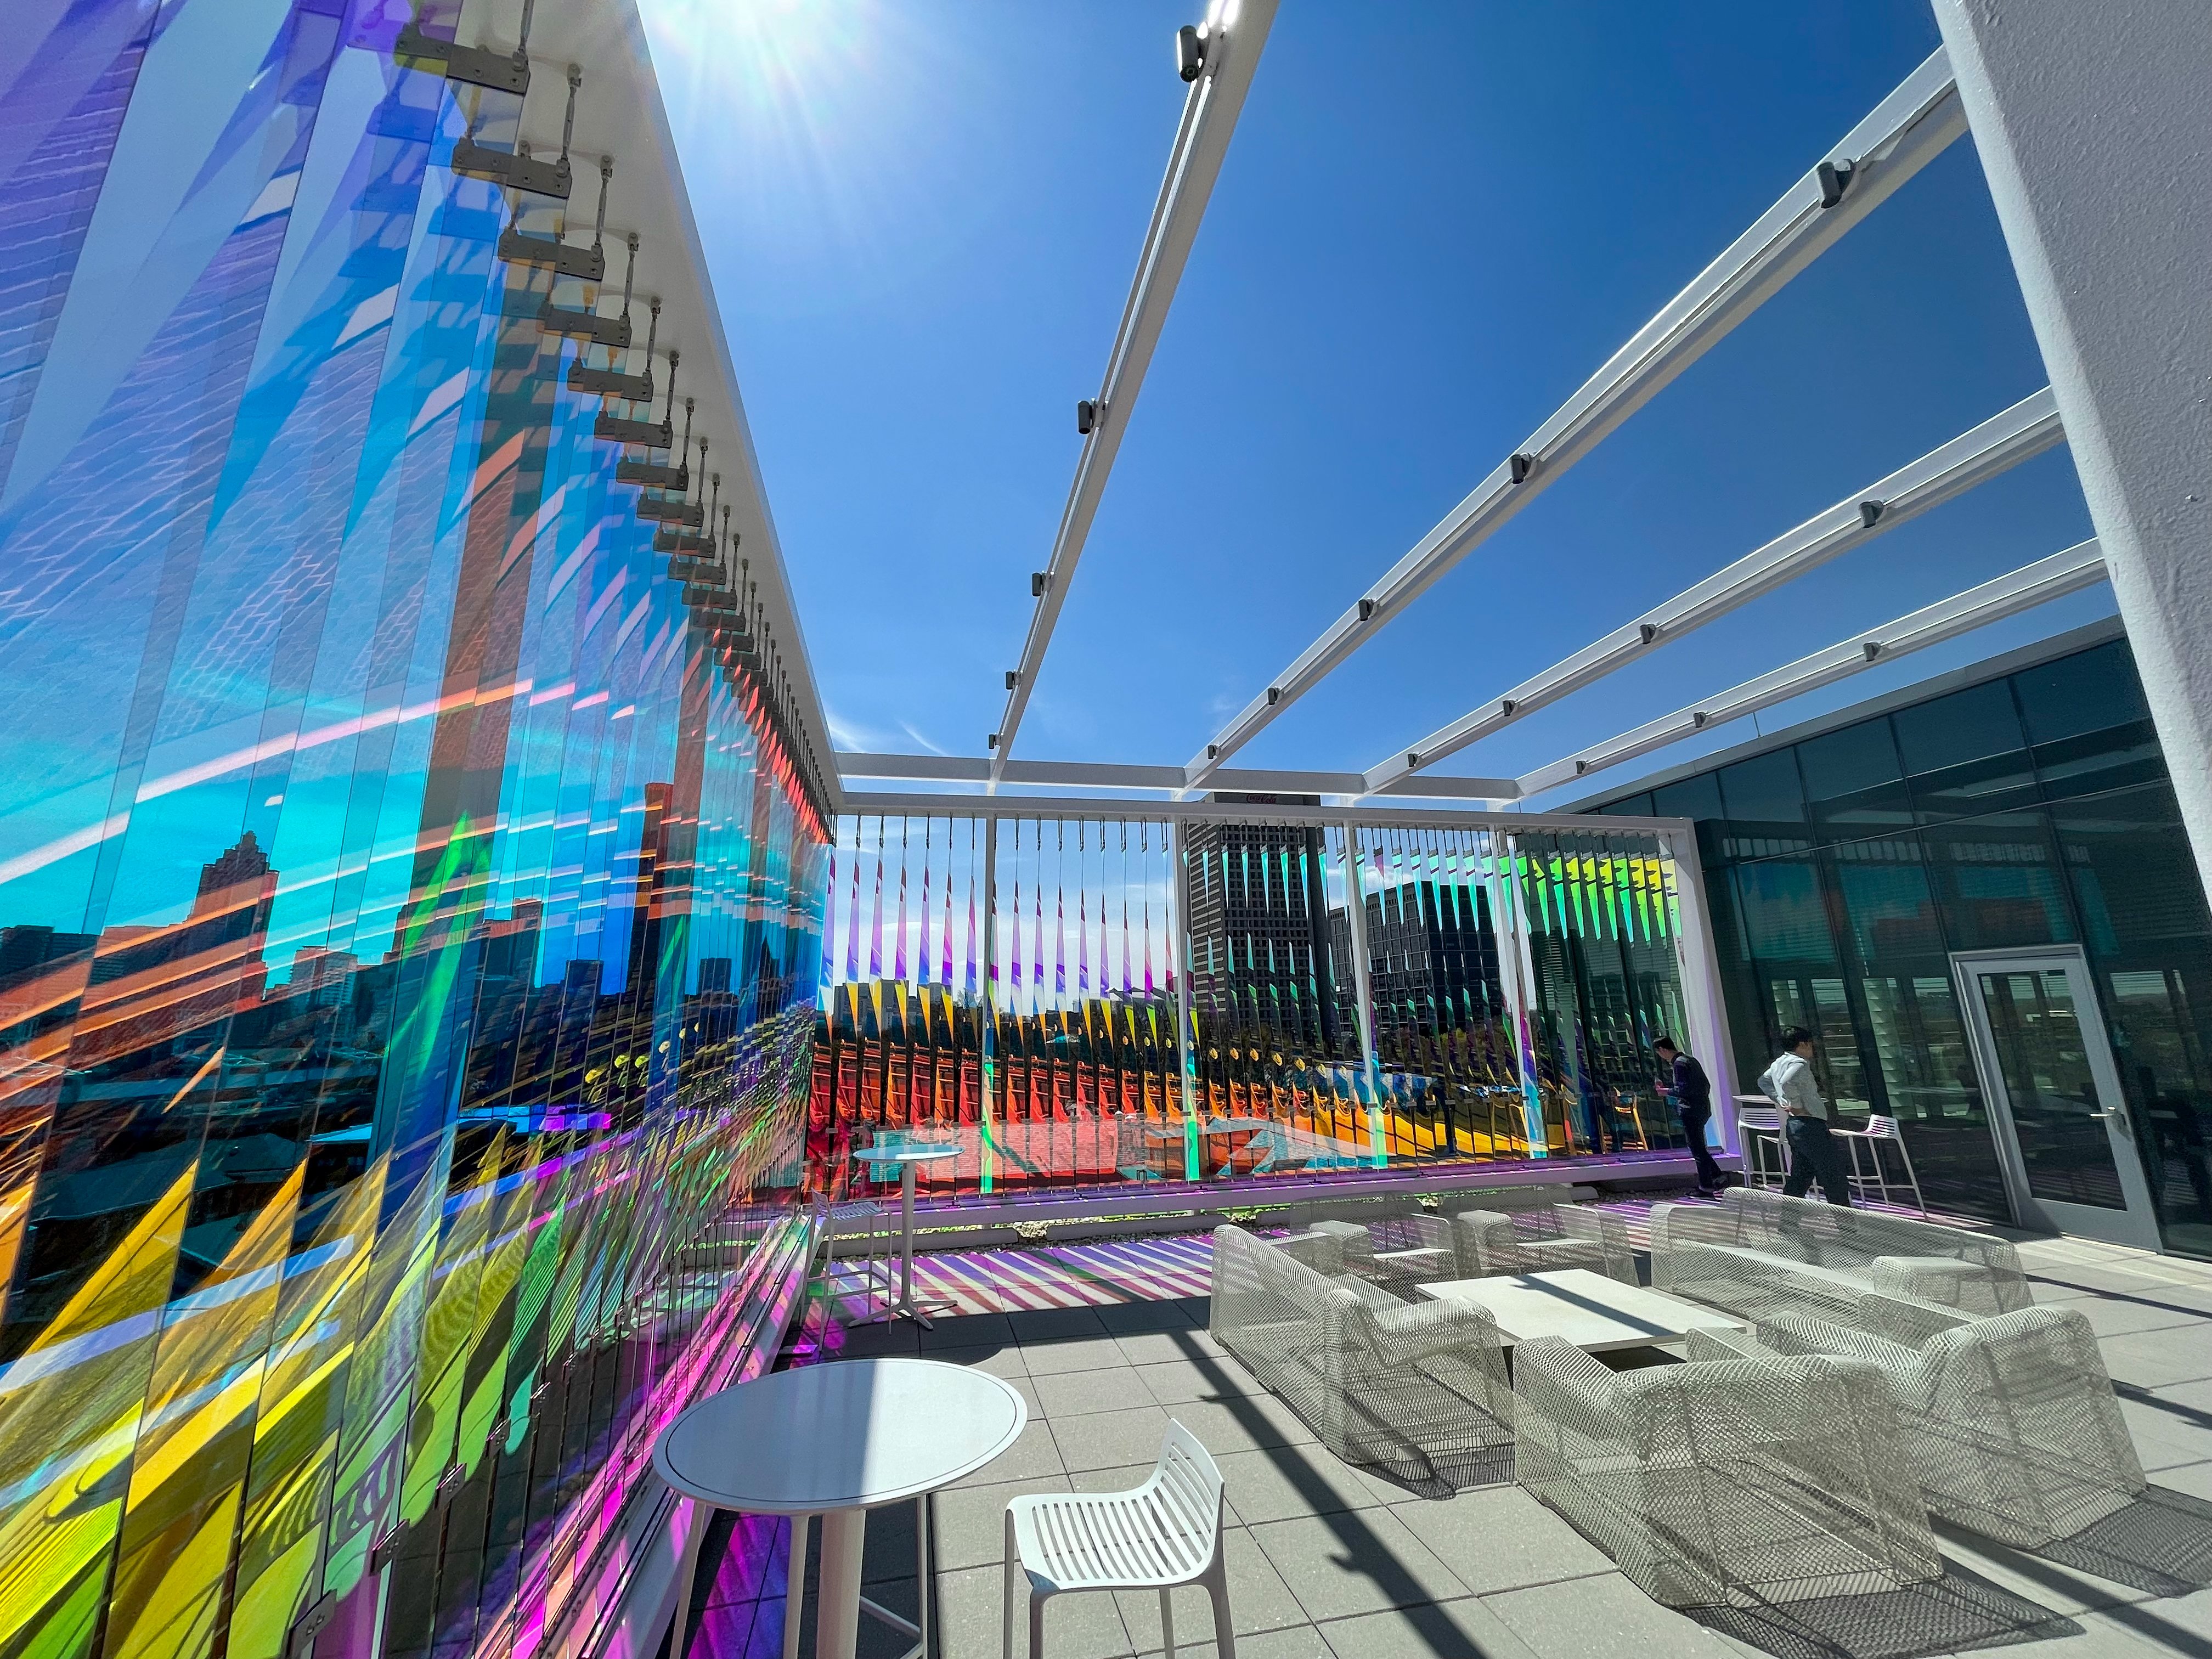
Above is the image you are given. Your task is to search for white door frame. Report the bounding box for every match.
[1952,945,2162,1251]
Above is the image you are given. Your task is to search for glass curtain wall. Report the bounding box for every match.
[1592,634,2212,1250]
[814,812,1700,1195]
[0,11,827,1659]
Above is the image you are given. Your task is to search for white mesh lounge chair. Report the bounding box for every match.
[1454,1206,1638,1284]
[1514,1332,1941,1609]
[1650,1186,2027,1327]
[1329,1204,1635,1293]
[1209,1224,1512,1488]
[1744,1292,2146,1549]
[1003,1421,1230,1659]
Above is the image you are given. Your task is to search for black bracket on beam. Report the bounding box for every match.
[1508,452,1534,484]
[394,24,530,95]
[1817,157,1857,209]
[618,455,687,491]
[597,412,673,447]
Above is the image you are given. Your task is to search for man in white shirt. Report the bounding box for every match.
[1764,1026,1851,1207]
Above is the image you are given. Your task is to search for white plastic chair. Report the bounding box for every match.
[1733,1096,1789,1189]
[822,1197,894,1322]
[1002,1421,1231,1659]
[1831,1114,1929,1215]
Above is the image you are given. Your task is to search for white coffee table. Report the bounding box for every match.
[854,1144,962,1326]
[1415,1267,1750,1353]
[654,1357,1028,1659]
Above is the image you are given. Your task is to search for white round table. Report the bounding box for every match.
[654,1358,1027,1659]
[853,1144,962,1325]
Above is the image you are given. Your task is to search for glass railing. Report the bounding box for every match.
[813,810,1706,1198]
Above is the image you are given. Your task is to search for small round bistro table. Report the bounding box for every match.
[852,1144,962,1326]
[654,1358,1028,1659]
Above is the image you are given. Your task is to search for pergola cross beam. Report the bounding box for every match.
[1515,539,2107,798]
[1365,387,2063,791]
[991,0,1280,775]
[1186,48,1966,785]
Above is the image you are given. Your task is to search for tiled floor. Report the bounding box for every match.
[682,1232,2212,1659]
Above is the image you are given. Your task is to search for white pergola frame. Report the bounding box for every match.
[871,35,2123,828]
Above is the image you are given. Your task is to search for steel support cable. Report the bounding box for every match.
[1365,385,2063,790]
[1514,538,2106,798]
[1187,47,1967,786]
[992,0,1281,776]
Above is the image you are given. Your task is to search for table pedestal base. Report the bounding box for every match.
[861,1162,958,1330]
[780,1498,933,1659]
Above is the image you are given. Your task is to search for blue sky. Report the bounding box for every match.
[642,0,2105,805]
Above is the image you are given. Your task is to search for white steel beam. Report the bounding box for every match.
[990,0,1279,773]
[838,752,1517,799]
[1187,48,1965,786]
[1513,539,2106,798]
[1365,387,2062,791]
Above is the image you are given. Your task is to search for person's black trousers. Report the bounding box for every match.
[1782,1114,1853,1206]
[1679,1103,1723,1190]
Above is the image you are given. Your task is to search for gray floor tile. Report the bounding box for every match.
[1386,1485,1614,1594]
[1319,1596,1544,1659]
[927,1341,1030,1379]
[1170,1393,1319,1458]
[2089,1583,2212,1652]
[938,1561,1136,1659]
[1032,1366,1152,1419]
[1206,1444,1389,1524]
[1093,1297,1203,1335]
[1114,1327,1229,1368]
[2102,1327,2212,1389]
[927,1474,1069,1572]
[2117,1400,2212,1471]
[1131,1625,1338,1659]
[1025,1336,1140,1377]
[835,1321,922,1358]
[1112,1527,1306,1646]
[1008,1306,1114,1344]
[1136,1358,1251,1407]
[951,1419,1063,1489]
[1923,1527,2146,1616]
[1480,1571,1741,1659]
[1994,1610,2171,1659]
[1050,1404,1177,1472]
[921,1312,1017,1350]
[1246,1508,1468,1622]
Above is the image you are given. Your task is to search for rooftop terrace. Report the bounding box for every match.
[667,1222,2212,1659]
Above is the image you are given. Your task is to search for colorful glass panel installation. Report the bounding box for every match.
[814,816,1697,1194]
[0,12,825,1659]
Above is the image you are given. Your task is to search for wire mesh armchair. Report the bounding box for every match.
[1456,1207,1638,1284]
[1514,1333,1941,1609]
[1322,1205,1636,1294]
[1744,1292,2146,1549]
[1210,1224,1513,1488]
[1651,1187,2028,1326]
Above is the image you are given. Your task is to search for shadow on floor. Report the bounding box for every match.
[1930,1484,2212,1602]
[1686,1561,2080,1659]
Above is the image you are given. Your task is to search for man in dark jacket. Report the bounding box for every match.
[1652,1035,1724,1195]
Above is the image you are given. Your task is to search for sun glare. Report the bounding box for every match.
[639,0,978,308]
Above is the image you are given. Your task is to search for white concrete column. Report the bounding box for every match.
[1932,0,2212,898]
